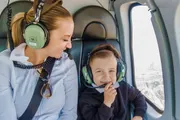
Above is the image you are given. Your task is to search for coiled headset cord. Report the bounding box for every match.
[7,0,14,51]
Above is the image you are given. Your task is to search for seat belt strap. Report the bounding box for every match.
[19,57,56,120]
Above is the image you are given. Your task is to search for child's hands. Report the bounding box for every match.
[103,82,117,107]
[132,116,143,120]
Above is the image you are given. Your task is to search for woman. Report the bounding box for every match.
[0,0,78,120]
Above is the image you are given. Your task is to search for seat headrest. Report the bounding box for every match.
[73,6,117,40]
[0,1,33,34]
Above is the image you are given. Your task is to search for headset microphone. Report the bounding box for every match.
[82,80,106,89]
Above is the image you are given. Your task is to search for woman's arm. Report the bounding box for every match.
[0,60,17,120]
[58,60,78,120]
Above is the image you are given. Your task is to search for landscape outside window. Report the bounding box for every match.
[131,5,164,111]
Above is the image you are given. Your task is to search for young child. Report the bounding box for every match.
[79,44,147,120]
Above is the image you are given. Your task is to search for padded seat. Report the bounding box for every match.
[69,39,82,87]
[0,32,7,52]
[0,1,32,52]
[70,5,124,120]
[70,5,122,90]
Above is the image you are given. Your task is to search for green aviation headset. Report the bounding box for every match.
[82,45,126,85]
[23,0,49,49]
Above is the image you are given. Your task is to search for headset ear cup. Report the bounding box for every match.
[87,64,93,82]
[82,66,93,84]
[23,23,48,49]
[117,60,126,82]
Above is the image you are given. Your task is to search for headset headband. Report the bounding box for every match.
[34,0,45,23]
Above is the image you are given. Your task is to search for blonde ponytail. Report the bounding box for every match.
[11,12,25,47]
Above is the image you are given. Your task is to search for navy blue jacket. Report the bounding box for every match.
[78,81,147,120]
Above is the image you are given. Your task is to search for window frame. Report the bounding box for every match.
[129,2,164,113]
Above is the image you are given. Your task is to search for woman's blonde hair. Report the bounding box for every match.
[11,0,72,47]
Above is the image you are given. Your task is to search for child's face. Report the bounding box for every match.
[90,56,117,86]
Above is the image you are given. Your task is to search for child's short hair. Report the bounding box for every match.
[89,44,120,64]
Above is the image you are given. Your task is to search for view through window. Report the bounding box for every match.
[131,5,165,111]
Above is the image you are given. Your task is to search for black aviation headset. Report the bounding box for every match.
[82,44,126,88]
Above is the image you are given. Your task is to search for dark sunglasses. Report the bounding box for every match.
[38,68,52,98]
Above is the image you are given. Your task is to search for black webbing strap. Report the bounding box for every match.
[19,57,56,120]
